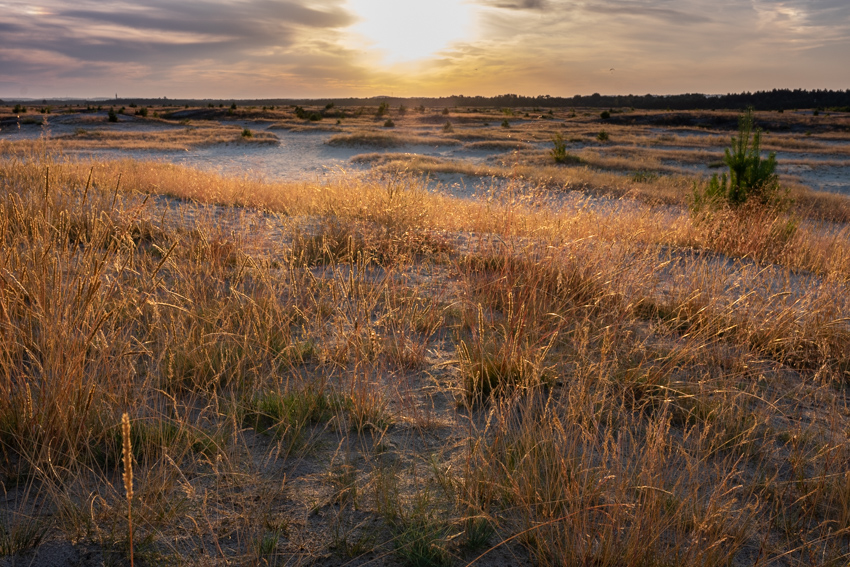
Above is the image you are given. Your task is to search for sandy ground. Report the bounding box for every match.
[2,112,849,195]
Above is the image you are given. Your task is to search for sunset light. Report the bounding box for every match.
[2,0,850,564]
[3,0,848,98]
[346,0,474,63]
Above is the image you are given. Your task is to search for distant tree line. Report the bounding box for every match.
[12,89,850,111]
[206,89,850,111]
[448,89,850,111]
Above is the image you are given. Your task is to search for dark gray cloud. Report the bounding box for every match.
[484,0,548,10]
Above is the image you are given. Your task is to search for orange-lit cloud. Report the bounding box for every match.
[1,0,848,99]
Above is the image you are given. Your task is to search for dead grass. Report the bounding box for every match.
[327,131,461,148]
[1,147,850,566]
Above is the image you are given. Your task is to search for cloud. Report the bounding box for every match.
[0,0,360,97]
[581,2,713,25]
[1,0,848,98]
[482,0,548,10]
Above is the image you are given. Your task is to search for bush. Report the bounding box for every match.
[443,121,454,133]
[600,110,611,120]
[135,107,148,118]
[691,108,784,210]
[13,104,25,114]
[596,130,609,141]
[550,133,567,163]
[241,128,252,138]
[376,101,389,117]
[107,108,118,123]
[383,119,395,128]
[501,119,510,128]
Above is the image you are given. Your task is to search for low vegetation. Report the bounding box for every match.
[0,141,849,565]
[692,109,786,210]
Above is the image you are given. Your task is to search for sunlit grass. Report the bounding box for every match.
[0,139,849,565]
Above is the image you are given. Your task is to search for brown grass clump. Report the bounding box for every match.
[0,149,849,565]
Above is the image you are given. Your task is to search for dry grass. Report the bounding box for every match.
[327,131,461,148]
[1,146,850,566]
[2,125,278,152]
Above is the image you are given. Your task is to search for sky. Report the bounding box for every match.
[1,0,849,99]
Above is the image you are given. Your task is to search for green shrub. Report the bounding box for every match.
[600,110,611,119]
[241,128,252,138]
[376,101,389,117]
[383,119,395,128]
[13,104,25,114]
[596,130,609,141]
[107,108,118,123]
[135,107,148,117]
[631,170,659,183]
[501,118,510,128]
[691,108,785,210]
[550,133,567,163]
[442,121,453,132]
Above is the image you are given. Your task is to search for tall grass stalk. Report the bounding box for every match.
[121,413,134,567]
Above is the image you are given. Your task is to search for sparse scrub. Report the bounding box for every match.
[549,133,581,164]
[0,144,849,565]
[691,108,786,210]
[688,109,798,265]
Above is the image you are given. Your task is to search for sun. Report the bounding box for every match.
[346,0,474,63]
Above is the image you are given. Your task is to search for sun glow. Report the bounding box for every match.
[346,0,474,63]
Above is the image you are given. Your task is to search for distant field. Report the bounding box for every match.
[1,103,850,566]
[2,102,850,212]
